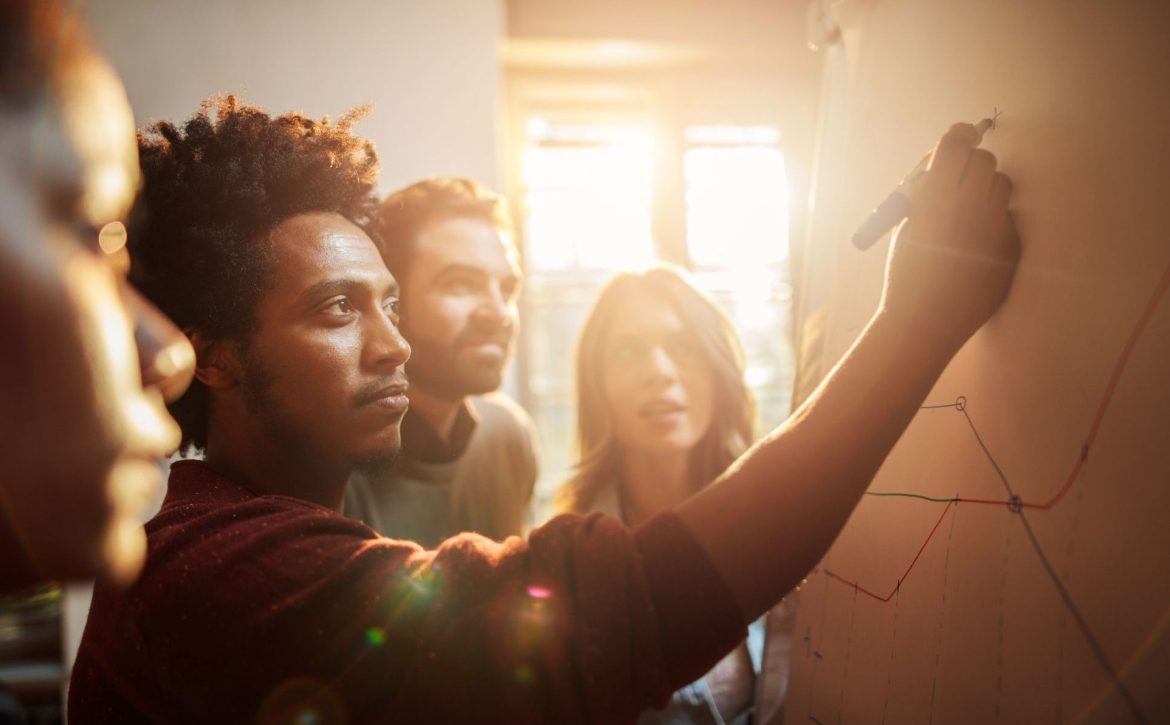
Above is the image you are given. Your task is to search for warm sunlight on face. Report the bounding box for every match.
[601,291,715,458]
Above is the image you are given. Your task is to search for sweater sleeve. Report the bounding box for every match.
[0,519,37,594]
[364,511,745,722]
[70,494,744,724]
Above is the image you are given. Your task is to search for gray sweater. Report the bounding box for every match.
[344,393,539,548]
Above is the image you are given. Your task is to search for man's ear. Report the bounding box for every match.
[187,331,241,389]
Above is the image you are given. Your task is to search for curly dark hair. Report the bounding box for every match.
[128,96,381,453]
[372,176,513,284]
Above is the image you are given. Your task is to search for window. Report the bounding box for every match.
[684,124,788,268]
[683,124,794,434]
[522,121,655,272]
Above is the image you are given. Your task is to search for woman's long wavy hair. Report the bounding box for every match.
[556,266,757,514]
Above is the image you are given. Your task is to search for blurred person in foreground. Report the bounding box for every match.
[558,266,793,724]
[0,0,194,592]
[344,178,538,547]
[69,96,1019,723]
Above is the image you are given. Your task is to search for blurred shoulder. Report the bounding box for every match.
[470,393,539,450]
[471,392,534,427]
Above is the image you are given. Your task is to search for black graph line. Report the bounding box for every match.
[959,404,1016,497]
[1016,509,1147,724]
[963,402,1148,724]
[880,585,902,725]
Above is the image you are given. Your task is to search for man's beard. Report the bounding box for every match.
[351,447,399,477]
[403,320,513,400]
[240,352,401,473]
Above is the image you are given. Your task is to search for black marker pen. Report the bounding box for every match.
[851,116,995,250]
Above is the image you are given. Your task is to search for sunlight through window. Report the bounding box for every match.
[684,125,789,270]
[521,120,654,273]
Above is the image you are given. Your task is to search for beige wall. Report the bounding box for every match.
[84,0,505,192]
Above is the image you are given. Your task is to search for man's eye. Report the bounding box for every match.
[383,299,401,317]
[325,298,355,315]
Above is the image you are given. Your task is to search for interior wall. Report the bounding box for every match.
[83,0,505,192]
[507,0,808,49]
[789,0,1170,723]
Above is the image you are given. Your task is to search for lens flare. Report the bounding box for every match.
[364,627,385,647]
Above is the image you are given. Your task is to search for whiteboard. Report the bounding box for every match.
[787,1,1170,723]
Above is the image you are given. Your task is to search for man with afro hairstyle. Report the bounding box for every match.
[124,97,386,463]
[70,98,1020,724]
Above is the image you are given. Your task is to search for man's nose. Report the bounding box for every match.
[125,283,195,402]
[473,284,512,327]
[366,307,411,368]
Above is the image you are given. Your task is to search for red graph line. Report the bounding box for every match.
[824,501,956,602]
[1037,261,1170,510]
[962,496,1035,507]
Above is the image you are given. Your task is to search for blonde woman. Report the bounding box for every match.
[558,266,793,724]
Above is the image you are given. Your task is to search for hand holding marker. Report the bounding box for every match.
[852,115,997,250]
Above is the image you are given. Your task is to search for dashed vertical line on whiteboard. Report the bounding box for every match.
[836,585,859,725]
[1057,466,1088,724]
[928,501,959,723]
[995,515,1014,721]
[881,586,902,725]
[805,565,831,724]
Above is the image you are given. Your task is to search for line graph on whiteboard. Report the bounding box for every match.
[790,262,1170,725]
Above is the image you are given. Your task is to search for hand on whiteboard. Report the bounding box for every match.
[879,122,1021,351]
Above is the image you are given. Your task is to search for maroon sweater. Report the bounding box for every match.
[69,461,744,723]
[0,519,37,594]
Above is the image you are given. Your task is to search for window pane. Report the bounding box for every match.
[685,143,789,269]
[521,129,654,272]
[683,127,794,431]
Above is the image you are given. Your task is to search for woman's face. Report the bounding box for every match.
[600,289,715,458]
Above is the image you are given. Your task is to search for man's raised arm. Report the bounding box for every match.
[676,123,1021,620]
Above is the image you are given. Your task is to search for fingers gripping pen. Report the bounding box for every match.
[851,116,996,250]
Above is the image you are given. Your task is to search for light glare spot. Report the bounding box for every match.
[98,221,128,254]
[365,627,385,647]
